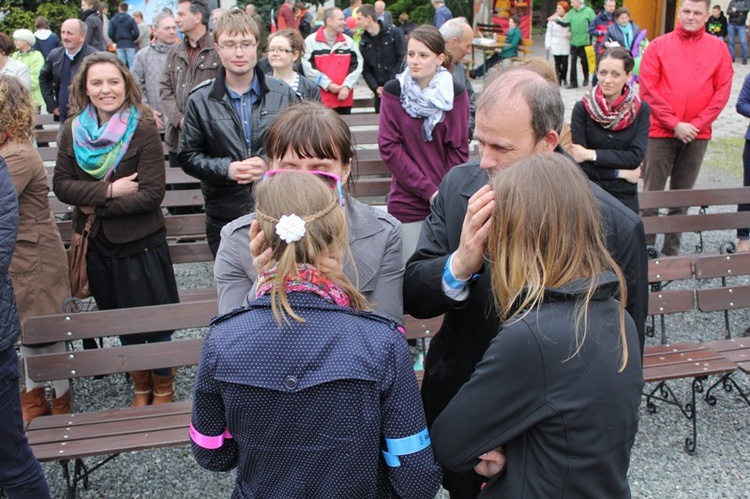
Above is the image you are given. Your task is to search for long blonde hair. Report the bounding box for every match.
[488,154,629,371]
[254,171,369,325]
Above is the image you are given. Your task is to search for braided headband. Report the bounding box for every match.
[256,196,339,244]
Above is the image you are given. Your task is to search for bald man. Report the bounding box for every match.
[440,17,476,139]
[404,67,648,498]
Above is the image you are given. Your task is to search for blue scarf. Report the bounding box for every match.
[72,104,139,180]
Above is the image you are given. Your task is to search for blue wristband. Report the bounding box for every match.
[443,253,479,290]
[382,428,432,468]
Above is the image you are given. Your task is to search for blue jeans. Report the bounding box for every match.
[116,47,137,68]
[728,23,747,62]
[738,140,750,239]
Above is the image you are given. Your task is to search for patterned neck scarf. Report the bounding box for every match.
[72,104,139,180]
[397,66,454,142]
[582,83,641,132]
[255,263,352,308]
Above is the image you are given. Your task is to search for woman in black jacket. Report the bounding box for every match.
[81,0,107,51]
[431,154,643,498]
[570,47,650,213]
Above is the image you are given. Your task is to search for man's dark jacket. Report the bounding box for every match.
[39,44,100,115]
[359,21,406,92]
[404,154,648,429]
[177,68,297,224]
[108,12,139,49]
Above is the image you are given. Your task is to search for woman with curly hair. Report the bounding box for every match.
[0,75,71,427]
[52,52,179,407]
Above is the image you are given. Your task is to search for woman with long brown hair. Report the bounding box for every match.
[431,154,643,498]
[193,171,441,497]
[378,24,469,263]
[0,75,71,427]
[52,52,179,407]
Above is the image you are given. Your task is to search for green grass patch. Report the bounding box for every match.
[704,138,744,177]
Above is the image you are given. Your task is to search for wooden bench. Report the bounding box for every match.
[638,187,750,255]
[22,302,440,498]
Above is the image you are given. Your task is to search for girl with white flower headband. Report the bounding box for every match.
[214,100,404,322]
[191,171,442,497]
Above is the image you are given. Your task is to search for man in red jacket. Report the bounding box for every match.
[639,0,733,256]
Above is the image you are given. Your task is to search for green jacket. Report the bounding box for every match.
[501,26,521,58]
[562,5,596,47]
[11,50,44,107]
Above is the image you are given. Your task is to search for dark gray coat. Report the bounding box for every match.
[0,157,20,354]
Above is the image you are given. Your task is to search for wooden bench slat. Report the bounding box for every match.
[644,357,736,383]
[28,411,190,446]
[641,211,750,236]
[644,342,704,356]
[638,187,750,210]
[27,339,204,382]
[643,348,726,368]
[694,252,750,279]
[696,285,750,313]
[647,256,695,282]
[22,300,217,345]
[648,288,695,315]
[31,426,190,462]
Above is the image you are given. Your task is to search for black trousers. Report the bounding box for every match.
[569,45,589,86]
[554,55,568,84]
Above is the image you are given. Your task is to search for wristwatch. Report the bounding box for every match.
[613,170,620,179]
[591,151,597,163]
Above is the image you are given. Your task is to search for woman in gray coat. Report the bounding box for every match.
[214,101,403,321]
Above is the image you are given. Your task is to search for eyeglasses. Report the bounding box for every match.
[267,47,294,54]
[263,169,344,206]
[218,41,258,52]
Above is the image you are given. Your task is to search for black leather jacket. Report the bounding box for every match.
[177,68,298,223]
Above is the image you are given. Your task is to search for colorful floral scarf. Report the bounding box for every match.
[582,83,641,132]
[72,104,139,180]
[397,66,454,142]
[255,263,352,308]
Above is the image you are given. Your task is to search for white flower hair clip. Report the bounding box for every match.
[275,214,306,244]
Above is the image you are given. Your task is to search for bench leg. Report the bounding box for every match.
[644,377,705,454]
[705,373,750,407]
[59,460,76,499]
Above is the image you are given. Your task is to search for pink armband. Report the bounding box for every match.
[189,423,233,450]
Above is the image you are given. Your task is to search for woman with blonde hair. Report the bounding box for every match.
[53,52,179,407]
[192,171,441,498]
[0,75,72,427]
[431,154,643,498]
[265,29,320,101]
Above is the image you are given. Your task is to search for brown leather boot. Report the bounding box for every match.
[151,369,175,405]
[21,387,50,428]
[51,389,71,416]
[129,370,153,407]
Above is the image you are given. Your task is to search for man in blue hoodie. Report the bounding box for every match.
[109,2,139,68]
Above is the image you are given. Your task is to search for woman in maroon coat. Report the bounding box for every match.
[378,25,469,264]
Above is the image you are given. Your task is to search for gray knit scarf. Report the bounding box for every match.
[397,66,454,142]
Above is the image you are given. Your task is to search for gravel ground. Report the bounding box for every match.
[36,150,750,498]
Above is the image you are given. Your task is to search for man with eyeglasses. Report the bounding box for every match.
[178,9,297,256]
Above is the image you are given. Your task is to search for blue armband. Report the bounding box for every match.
[381,428,432,467]
[443,253,480,290]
